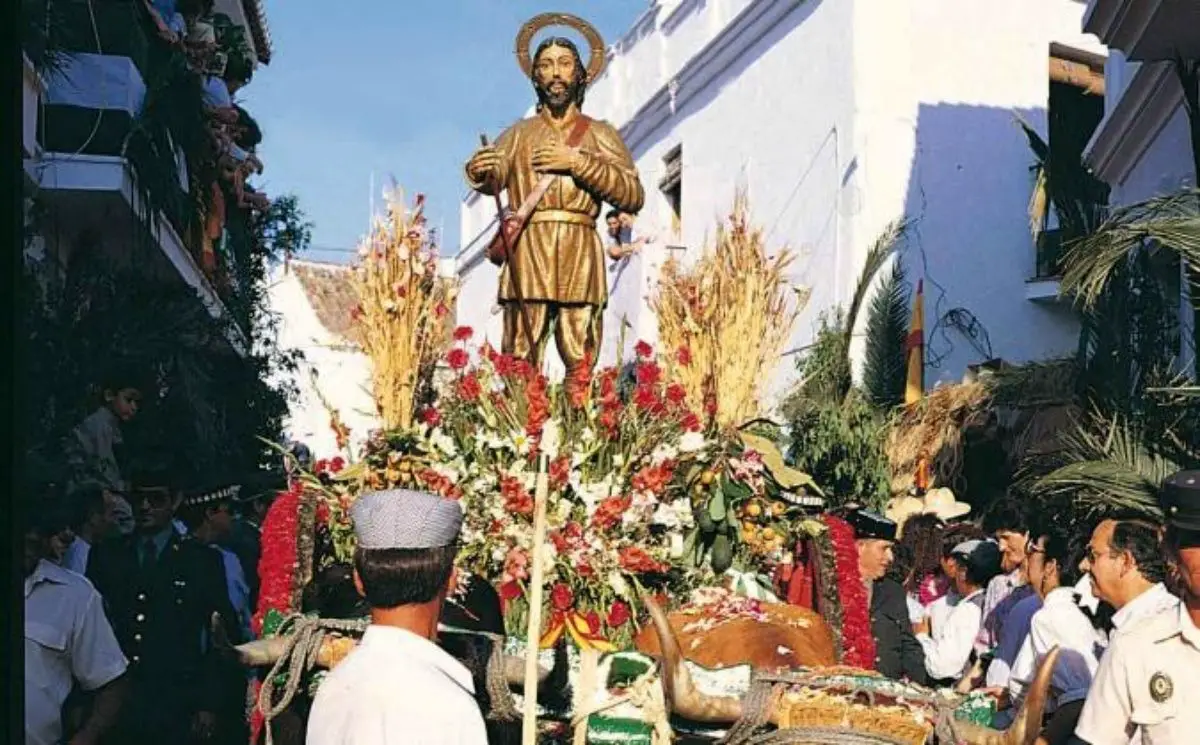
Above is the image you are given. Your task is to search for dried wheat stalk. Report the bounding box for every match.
[652,191,804,428]
[351,188,457,432]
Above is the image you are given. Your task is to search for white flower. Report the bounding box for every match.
[580,427,596,444]
[429,429,457,457]
[678,431,706,453]
[651,443,679,464]
[556,500,573,521]
[510,430,532,456]
[540,542,558,566]
[651,502,681,529]
[608,571,630,599]
[541,419,562,459]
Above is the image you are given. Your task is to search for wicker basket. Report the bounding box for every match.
[776,688,933,745]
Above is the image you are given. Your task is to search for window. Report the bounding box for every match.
[659,144,682,238]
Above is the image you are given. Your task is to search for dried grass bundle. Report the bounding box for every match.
[652,191,803,428]
[351,188,457,431]
[777,688,933,745]
[885,382,992,494]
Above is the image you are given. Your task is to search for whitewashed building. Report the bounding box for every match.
[267,260,378,458]
[1081,0,1199,373]
[456,0,1107,402]
[267,257,460,458]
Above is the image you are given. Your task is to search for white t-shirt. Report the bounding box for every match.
[917,589,984,681]
[25,560,128,745]
[1009,587,1104,710]
[307,624,488,745]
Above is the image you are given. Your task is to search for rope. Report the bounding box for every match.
[569,670,673,745]
[255,615,368,745]
[733,727,914,745]
[480,631,521,722]
[723,677,778,744]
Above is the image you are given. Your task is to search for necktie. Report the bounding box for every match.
[142,538,158,570]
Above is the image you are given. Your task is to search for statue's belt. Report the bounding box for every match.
[526,210,595,228]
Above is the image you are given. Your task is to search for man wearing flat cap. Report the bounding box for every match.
[1075,469,1200,745]
[847,508,928,685]
[914,538,1000,685]
[307,489,487,745]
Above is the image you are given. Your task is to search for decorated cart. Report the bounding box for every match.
[235,187,1055,745]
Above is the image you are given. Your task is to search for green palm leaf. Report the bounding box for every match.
[862,261,909,408]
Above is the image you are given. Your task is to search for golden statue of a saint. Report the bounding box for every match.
[464,14,645,378]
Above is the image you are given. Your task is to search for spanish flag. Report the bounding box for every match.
[904,279,925,405]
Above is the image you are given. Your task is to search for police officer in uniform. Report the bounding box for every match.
[88,474,240,743]
[847,508,929,685]
[1074,469,1200,745]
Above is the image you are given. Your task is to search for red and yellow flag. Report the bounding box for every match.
[904,279,925,405]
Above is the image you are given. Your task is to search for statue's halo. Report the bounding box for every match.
[515,13,608,83]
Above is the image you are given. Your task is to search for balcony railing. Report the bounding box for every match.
[56,0,151,78]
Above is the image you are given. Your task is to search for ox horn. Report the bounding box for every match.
[210,612,290,667]
[644,596,748,723]
[947,646,1061,745]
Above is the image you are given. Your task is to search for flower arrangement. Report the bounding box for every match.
[652,191,805,428]
[415,334,715,649]
[351,187,456,432]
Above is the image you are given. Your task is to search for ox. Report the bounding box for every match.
[644,597,1058,745]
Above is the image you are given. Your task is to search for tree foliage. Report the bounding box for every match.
[862,261,910,409]
[19,192,307,490]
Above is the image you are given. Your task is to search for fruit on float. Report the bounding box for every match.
[745,501,763,517]
[711,534,734,573]
[700,471,716,486]
[761,526,777,541]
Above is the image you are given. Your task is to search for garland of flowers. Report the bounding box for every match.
[808,528,846,660]
[821,515,876,669]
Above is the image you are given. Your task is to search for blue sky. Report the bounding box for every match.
[242,1,648,263]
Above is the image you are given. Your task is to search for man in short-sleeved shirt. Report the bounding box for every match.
[25,507,128,745]
[1076,470,1200,745]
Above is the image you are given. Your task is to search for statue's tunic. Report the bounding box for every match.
[465,111,644,309]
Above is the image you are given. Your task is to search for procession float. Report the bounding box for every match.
[233,13,1060,745]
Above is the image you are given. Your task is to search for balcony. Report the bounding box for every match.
[1084,0,1200,61]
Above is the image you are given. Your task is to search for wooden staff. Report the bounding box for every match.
[522,453,552,745]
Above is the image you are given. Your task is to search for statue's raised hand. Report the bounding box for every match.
[467,145,502,184]
[531,141,579,175]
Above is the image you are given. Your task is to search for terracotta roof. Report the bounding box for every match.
[241,0,272,65]
[290,261,361,345]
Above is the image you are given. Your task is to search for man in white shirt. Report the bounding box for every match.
[308,489,488,745]
[1004,525,1103,744]
[1075,470,1200,745]
[1082,519,1176,635]
[915,539,1001,684]
[24,500,128,745]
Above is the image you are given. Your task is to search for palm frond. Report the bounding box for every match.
[846,219,908,337]
[1033,409,1183,519]
[861,260,909,409]
[1060,189,1200,308]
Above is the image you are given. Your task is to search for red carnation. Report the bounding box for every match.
[676,345,692,366]
[634,340,653,359]
[457,372,482,401]
[584,610,602,634]
[314,458,329,474]
[453,325,474,341]
[447,347,470,370]
[634,385,663,414]
[665,383,687,405]
[680,411,702,432]
[329,456,346,473]
[550,583,575,612]
[499,580,523,601]
[619,546,665,573]
[607,600,631,628]
[635,361,661,386]
[549,456,571,489]
[420,407,442,427]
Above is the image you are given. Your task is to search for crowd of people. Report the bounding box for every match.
[848,469,1200,745]
[24,373,270,745]
[23,368,1200,745]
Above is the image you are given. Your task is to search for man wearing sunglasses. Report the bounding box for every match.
[87,472,240,743]
[1075,470,1200,745]
[1080,519,1174,636]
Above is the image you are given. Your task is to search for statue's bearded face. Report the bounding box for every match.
[533,41,585,113]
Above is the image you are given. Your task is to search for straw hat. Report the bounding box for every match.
[923,487,972,521]
[884,496,926,528]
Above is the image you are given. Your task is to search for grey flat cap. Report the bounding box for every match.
[351,489,463,550]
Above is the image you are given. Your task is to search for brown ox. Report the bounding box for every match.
[644,598,1058,745]
[633,601,837,670]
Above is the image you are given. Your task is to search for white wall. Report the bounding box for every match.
[266,268,379,459]
[456,0,1101,399]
